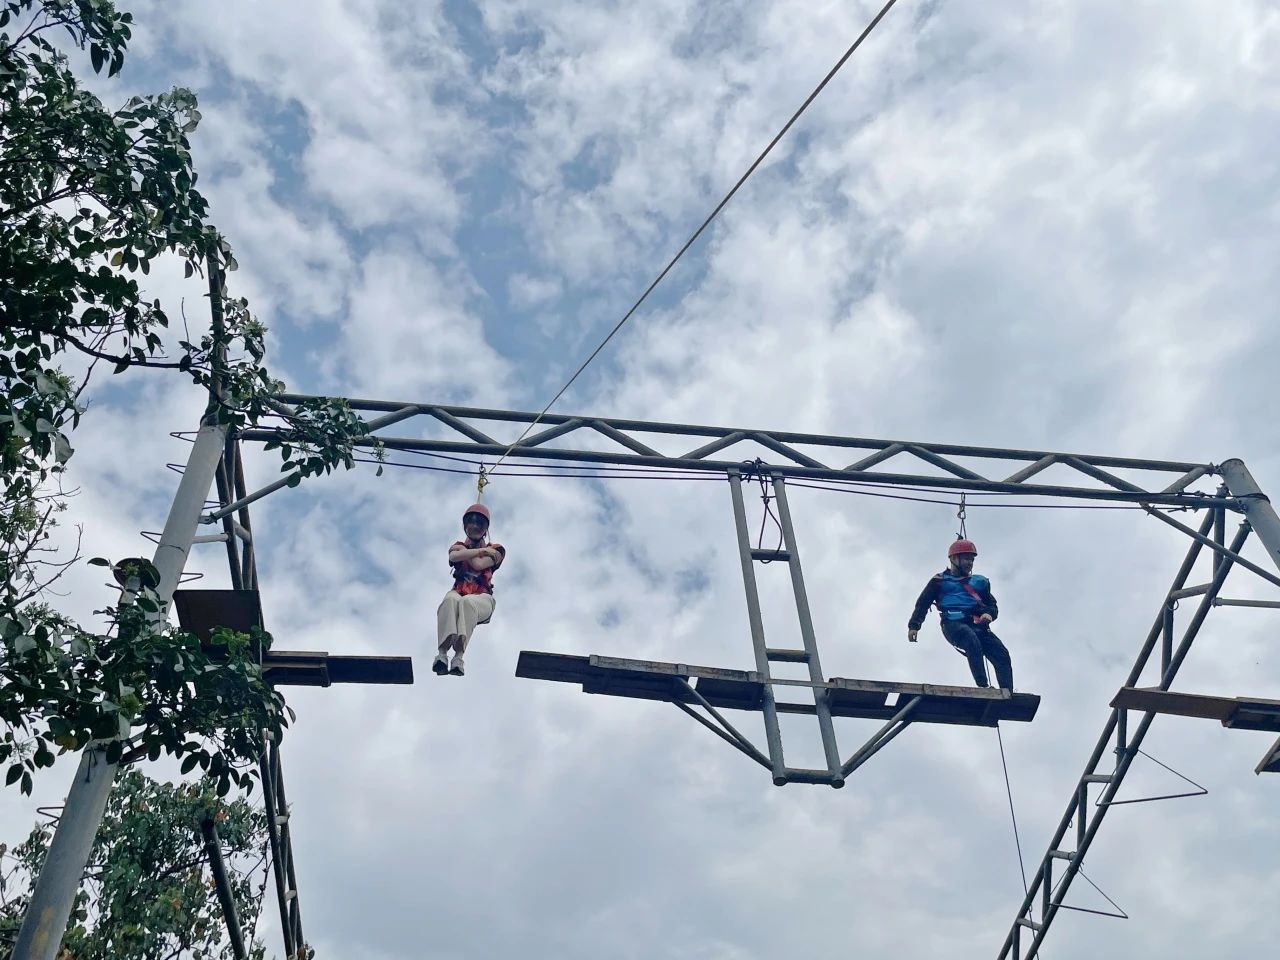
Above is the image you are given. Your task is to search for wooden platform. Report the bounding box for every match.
[1111,687,1280,732]
[516,651,1040,726]
[174,588,413,687]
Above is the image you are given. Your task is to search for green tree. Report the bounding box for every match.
[0,769,272,960]
[0,0,376,797]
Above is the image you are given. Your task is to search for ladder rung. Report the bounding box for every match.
[285,890,298,902]
[1016,918,1042,932]
[765,647,810,663]
[1083,774,1113,784]
[1048,849,1074,860]
[750,548,792,562]
[782,767,837,784]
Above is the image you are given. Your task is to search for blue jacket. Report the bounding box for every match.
[908,570,998,629]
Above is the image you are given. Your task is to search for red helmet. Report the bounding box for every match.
[948,539,977,558]
[463,503,491,525]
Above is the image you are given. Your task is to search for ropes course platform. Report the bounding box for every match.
[1110,686,1280,732]
[1112,686,1280,774]
[517,651,1040,726]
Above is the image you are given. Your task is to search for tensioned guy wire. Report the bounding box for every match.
[485,0,904,479]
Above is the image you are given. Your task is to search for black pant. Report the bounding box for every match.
[941,619,1013,690]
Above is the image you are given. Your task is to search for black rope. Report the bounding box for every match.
[997,726,1032,909]
[481,0,904,479]
[743,459,784,560]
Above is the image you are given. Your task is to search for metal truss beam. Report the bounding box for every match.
[223,395,1235,515]
[999,508,1251,959]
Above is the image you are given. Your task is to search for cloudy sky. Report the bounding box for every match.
[7,1,1280,958]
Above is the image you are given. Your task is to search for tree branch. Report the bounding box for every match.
[63,332,189,370]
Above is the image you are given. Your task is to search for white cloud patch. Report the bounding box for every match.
[10,3,1280,960]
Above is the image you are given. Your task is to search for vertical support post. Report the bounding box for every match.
[1114,708,1127,765]
[232,445,257,590]
[728,469,787,784]
[1075,784,1087,849]
[1220,459,1280,575]
[1161,603,1174,677]
[771,477,842,778]
[200,819,249,960]
[214,444,244,591]
[13,422,227,960]
[1213,506,1227,576]
[259,737,298,960]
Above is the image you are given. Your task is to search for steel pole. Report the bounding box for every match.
[1220,459,1280,575]
[728,470,788,784]
[200,819,249,960]
[13,422,227,960]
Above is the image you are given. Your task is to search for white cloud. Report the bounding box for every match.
[10,3,1280,960]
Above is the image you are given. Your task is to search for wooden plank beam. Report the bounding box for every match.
[516,651,1040,726]
[1112,687,1280,731]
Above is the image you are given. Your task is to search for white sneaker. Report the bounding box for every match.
[448,654,465,677]
[432,651,450,675]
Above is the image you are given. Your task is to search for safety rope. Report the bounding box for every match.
[957,492,968,540]
[743,458,784,561]
[996,726,1032,909]
[478,0,903,489]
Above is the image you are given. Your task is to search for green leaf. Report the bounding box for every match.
[5,764,22,786]
[90,43,105,73]
[13,635,37,655]
[87,557,112,566]
[179,753,199,775]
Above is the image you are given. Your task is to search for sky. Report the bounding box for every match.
[5,1,1280,958]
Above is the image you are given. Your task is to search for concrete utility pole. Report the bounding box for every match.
[12,422,228,960]
[1220,458,1280,576]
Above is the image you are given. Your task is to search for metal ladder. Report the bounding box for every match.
[728,467,843,786]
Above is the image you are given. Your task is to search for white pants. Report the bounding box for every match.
[437,591,495,648]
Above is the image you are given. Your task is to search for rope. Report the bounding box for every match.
[482,0,904,483]
[957,492,968,539]
[996,726,1032,906]
[743,459,784,560]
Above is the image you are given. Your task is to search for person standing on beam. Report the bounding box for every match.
[907,539,1014,690]
[434,503,505,677]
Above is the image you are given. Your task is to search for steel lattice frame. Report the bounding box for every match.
[226,397,1280,960]
[205,436,308,959]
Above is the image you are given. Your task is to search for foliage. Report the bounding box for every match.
[0,557,292,797]
[0,0,373,582]
[0,769,271,960]
[0,0,378,798]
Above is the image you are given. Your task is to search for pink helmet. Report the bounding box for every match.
[463,503,491,525]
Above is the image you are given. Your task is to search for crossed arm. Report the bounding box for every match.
[449,544,503,571]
